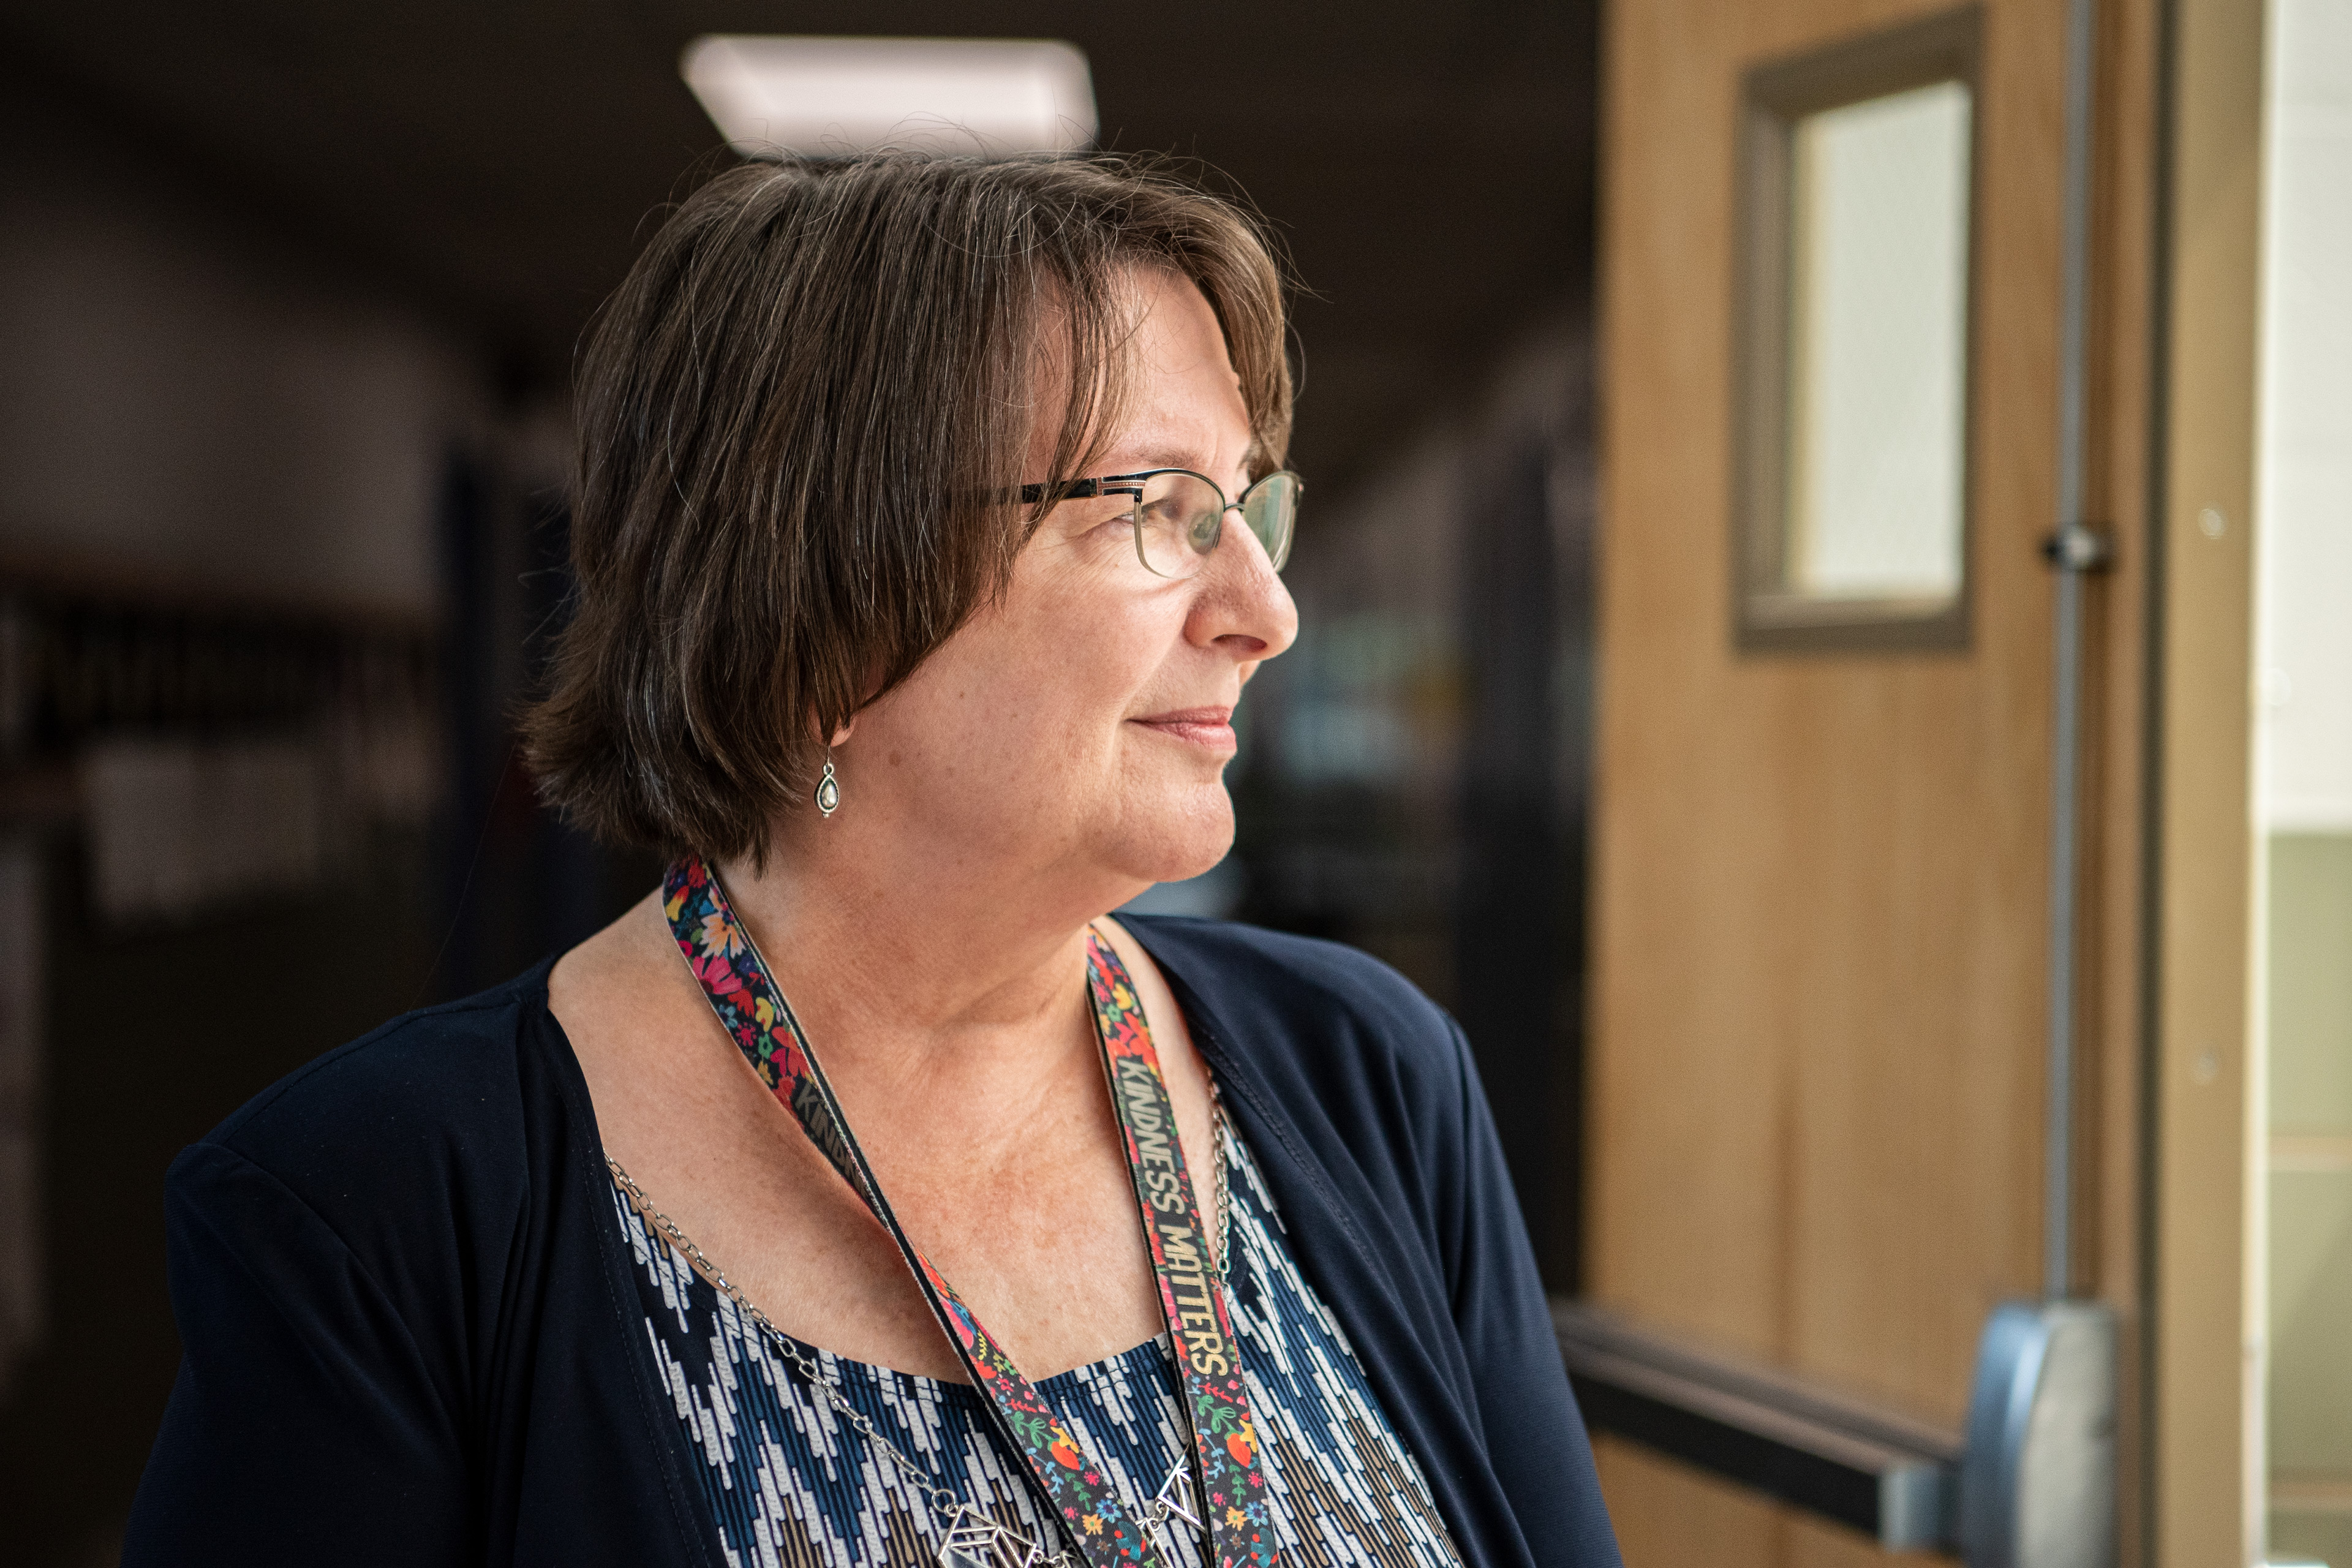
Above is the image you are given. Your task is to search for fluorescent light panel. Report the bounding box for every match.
[681,36,1096,158]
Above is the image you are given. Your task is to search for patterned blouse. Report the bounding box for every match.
[610,1120,1465,1568]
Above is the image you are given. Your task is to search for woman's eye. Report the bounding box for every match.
[1079,502,1137,543]
[1138,497,1189,530]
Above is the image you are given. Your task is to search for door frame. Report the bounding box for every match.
[2148,0,2266,1558]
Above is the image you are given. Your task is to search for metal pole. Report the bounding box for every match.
[2045,0,2105,1304]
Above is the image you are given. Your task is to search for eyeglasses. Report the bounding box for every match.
[1017,469,1301,579]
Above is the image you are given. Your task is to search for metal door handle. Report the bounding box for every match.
[1959,1301,2118,1568]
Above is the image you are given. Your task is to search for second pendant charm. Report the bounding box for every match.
[814,757,840,818]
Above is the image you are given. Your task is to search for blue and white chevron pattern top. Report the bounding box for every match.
[610,1119,1465,1568]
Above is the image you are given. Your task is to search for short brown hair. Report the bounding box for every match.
[521,153,1292,861]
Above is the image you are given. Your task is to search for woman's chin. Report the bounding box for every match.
[1107,790,1236,888]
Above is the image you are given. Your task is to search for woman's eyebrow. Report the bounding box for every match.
[1090,420,1228,474]
[1100,448,1208,474]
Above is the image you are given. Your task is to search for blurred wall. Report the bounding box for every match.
[1234,307,1595,1284]
[0,66,501,1568]
[2255,0,2352,1554]
[0,83,480,610]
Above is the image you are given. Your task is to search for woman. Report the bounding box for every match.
[125,154,1620,1568]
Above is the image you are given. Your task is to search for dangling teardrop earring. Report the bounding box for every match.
[813,748,841,818]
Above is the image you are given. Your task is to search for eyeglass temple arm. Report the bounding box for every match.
[1011,470,1292,507]
[1014,478,1137,504]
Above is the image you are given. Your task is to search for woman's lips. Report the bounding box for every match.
[1131,706,1237,750]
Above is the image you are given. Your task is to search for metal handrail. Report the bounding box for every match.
[1554,1299,1962,1551]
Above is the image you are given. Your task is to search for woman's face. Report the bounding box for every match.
[840,268,1297,906]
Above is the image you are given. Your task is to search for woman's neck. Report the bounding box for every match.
[707,815,1140,1080]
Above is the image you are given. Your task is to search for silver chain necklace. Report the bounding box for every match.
[606,1080,1236,1568]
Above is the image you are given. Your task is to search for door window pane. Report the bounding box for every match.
[1785,81,1972,604]
[1733,10,1979,652]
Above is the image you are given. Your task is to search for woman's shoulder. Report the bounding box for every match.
[1121,915,1474,1100]
[179,960,568,1235]
[1123,913,1444,1015]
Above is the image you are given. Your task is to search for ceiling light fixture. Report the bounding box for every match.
[680,36,1097,159]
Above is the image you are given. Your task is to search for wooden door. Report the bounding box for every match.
[1586,0,2162,1561]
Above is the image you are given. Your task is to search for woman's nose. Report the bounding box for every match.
[1197,520,1298,660]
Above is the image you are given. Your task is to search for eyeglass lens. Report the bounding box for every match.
[1241,472,1297,572]
[1133,471,1297,579]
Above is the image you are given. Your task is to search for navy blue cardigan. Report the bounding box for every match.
[124,916,1620,1568]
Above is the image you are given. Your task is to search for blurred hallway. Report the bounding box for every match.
[0,5,1599,1561]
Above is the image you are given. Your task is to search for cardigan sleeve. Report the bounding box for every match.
[122,1140,473,1567]
[1437,1018,1624,1568]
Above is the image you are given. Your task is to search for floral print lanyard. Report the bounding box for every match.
[663,858,1278,1568]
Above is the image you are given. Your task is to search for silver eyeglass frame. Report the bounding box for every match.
[1015,468,1300,577]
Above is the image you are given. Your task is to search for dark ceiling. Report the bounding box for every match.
[0,0,1597,491]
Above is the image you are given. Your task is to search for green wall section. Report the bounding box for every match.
[2269,833,2352,1134]
[2267,832,2352,1558]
